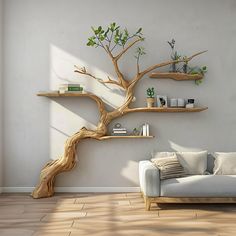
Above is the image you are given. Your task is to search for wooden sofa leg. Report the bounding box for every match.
[145,197,151,211]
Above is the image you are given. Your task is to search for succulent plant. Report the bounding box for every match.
[147,87,155,98]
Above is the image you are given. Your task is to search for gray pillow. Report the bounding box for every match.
[213,152,236,175]
[176,151,208,175]
[151,154,187,180]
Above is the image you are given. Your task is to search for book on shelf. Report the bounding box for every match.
[112,131,127,134]
[59,83,83,94]
[112,128,127,131]
[111,133,127,136]
[142,123,150,136]
[64,91,84,94]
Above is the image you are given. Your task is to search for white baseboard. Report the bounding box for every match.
[2,187,140,193]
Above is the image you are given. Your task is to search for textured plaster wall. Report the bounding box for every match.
[2,0,236,188]
[0,0,3,192]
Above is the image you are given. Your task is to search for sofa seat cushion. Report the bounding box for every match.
[161,175,236,197]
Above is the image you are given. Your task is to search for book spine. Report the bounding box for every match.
[143,124,147,136]
[112,128,127,131]
[68,87,81,91]
[113,131,127,134]
[146,123,149,136]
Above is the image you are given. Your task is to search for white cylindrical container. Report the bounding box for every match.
[170,98,178,107]
[177,98,185,107]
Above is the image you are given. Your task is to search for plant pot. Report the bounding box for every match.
[146,97,155,108]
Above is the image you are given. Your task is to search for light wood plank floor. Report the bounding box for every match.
[1,193,236,235]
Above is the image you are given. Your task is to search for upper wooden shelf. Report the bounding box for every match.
[99,135,154,140]
[37,91,90,97]
[149,72,203,81]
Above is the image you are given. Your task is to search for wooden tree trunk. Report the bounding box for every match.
[32,127,106,198]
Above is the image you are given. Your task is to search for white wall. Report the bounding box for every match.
[2,0,236,191]
[0,0,3,193]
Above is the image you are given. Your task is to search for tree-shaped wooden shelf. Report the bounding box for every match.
[32,23,208,199]
[149,72,203,81]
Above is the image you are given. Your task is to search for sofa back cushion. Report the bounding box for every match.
[176,151,208,175]
[213,152,236,175]
[151,151,175,159]
[151,154,187,180]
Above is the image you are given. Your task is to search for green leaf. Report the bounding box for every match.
[136,27,142,34]
[104,28,110,38]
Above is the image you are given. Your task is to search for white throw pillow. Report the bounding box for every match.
[151,151,176,160]
[213,152,236,175]
[176,151,208,175]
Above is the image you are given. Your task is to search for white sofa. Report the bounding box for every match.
[139,152,236,210]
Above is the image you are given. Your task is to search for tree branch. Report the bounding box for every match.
[74,65,124,88]
[115,37,143,61]
[105,46,129,89]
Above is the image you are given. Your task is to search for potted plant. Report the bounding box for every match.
[146,87,155,107]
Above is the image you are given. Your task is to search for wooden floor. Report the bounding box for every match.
[1,193,236,235]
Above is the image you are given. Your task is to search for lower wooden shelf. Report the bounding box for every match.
[99,135,154,140]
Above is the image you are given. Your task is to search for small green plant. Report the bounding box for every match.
[189,66,207,85]
[182,56,189,73]
[147,87,155,98]
[168,39,181,72]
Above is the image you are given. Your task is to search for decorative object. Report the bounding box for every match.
[151,154,187,180]
[150,39,207,84]
[177,98,185,108]
[33,23,208,199]
[157,95,168,107]
[142,123,150,136]
[213,152,236,175]
[167,39,181,72]
[176,151,208,175]
[170,98,178,107]
[146,87,155,107]
[132,128,140,136]
[112,123,127,136]
[185,99,195,108]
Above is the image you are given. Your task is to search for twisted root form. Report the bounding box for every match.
[32,128,103,199]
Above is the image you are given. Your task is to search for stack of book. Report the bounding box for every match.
[59,83,83,94]
[112,127,127,136]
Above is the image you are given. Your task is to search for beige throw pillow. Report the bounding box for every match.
[213,152,236,175]
[151,154,187,180]
[176,151,208,175]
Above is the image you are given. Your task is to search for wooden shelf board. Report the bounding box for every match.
[37,92,207,113]
[99,135,154,140]
[149,72,203,81]
[37,91,90,97]
[125,107,208,113]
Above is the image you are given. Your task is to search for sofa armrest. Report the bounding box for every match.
[139,160,160,197]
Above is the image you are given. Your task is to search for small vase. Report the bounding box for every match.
[146,97,155,108]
